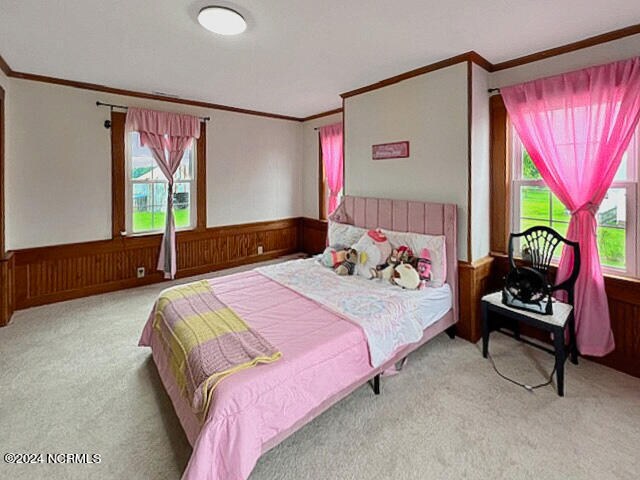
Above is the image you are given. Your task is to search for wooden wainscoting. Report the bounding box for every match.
[0,253,14,326]
[300,218,328,255]
[491,255,640,379]
[12,219,299,309]
[458,256,495,343]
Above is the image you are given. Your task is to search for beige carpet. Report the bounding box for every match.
[1,255,639,480]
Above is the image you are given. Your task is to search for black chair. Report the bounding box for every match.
[481,226,581,396]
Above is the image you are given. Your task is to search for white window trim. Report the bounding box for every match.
[124,133,197,236]
[509,125,639,279]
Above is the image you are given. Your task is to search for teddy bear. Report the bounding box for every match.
[320,246,348,268]
[334,248,358,276]
[371,248,400,281]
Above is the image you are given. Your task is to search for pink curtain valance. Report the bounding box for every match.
[125,107,201,139]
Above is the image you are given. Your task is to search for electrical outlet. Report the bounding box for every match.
[257,245,264,255]
[137,267,145,278]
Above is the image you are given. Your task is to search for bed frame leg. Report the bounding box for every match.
[446,325,456,339]
[396,356,408,371]
[369,374,381,395]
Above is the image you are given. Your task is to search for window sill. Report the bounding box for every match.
[123,227,196,238]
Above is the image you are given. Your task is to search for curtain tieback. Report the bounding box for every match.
[571,202,598,216]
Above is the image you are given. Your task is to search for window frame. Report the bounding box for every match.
[508,122,639,278]
[124,132,197,235]
[110,111,207,239]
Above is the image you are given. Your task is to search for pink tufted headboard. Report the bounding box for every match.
[330,196,458,324]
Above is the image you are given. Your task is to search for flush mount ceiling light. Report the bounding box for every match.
[198,6,247,35]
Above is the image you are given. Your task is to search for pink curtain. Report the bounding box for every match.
[126,108,201,279]
[319,123,344,215]
[502,57,640,356]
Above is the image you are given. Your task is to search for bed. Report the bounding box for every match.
[139,196,458,480]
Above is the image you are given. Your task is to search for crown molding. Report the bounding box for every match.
[0,54,11,77]
[0,54,303,122]
[340,23,640,99]
[491,23,640,71]
[3,22,640,117]
[301,108,343,122]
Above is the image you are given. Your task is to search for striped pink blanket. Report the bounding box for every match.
[151,280,282,419]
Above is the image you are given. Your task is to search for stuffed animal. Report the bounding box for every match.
[413,248,432,288]
[320,246,347,268]
[392,263,421,290]
[352,230,392,277]
[396,245,414,264]
[335,248,358,276]
[371,249,400,281]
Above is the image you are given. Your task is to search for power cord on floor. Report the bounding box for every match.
[487,351,556,393]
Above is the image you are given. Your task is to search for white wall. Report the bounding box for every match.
[5,79,303,249]
[470,64,491,260]
[206,110,302,227]
[343,63,470,260]
[301,112,343,219]
[491,34,640,88]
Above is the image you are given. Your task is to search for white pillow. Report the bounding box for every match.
[381,229,447,287]
[327,221,367,249]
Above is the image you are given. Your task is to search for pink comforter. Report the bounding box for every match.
[139,271,372,480]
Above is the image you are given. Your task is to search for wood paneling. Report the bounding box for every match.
[0,85,5,257]
[458,256,494,342]
[491,23,640,71]
[489,94,510,255]
[490,255,640,378]
[299,218,328,255]
[111,111,126,238]
[0,253,14,326]
[196,125,207,231]
[12,219,299,309]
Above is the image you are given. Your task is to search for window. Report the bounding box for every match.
[126,132,196,234]
[510,125,639,276]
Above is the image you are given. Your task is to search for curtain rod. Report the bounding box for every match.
[488,88,500,93]
[96,101,211,122]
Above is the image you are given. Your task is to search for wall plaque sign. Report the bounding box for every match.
[372,141,410,160]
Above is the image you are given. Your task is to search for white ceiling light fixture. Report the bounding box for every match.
[198,6,247,35]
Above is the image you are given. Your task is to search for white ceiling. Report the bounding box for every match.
[1,1,639,118]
